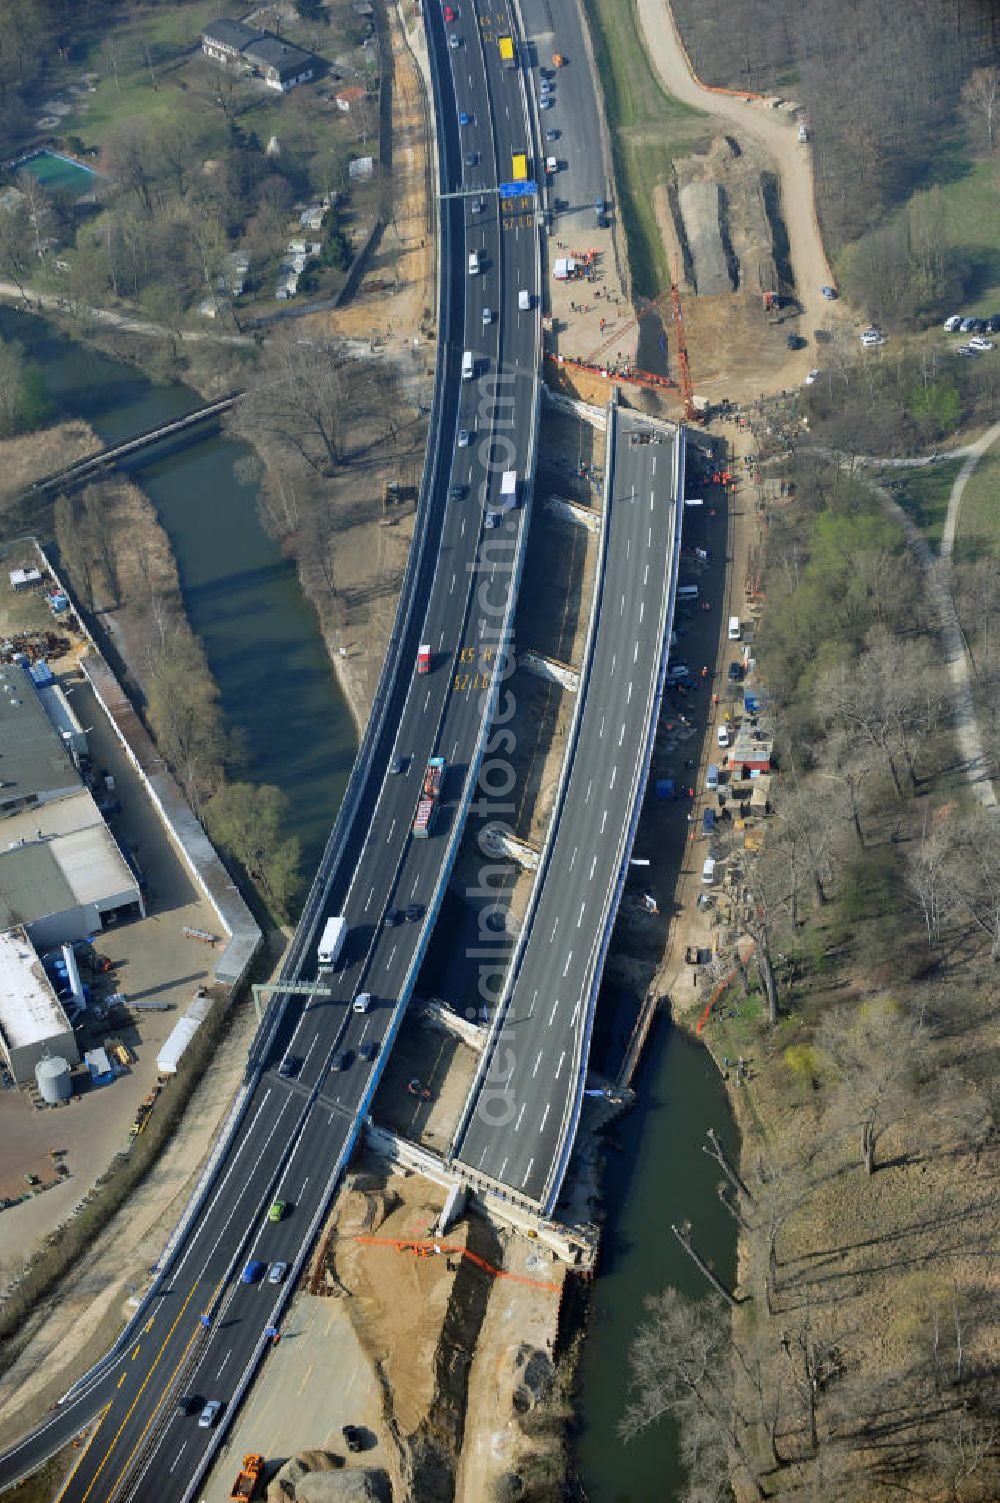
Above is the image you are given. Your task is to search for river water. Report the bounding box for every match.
[5,311,738,1499]
[1,308,355,886]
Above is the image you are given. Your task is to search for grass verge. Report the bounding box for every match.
[890,459,964,551]
[581,0,708,297]
[954,438,1000,559]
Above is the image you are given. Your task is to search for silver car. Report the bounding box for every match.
[198,1400,222,1429]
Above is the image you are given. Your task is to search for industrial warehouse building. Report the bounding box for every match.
[0,661,81,817]
[0,927,79,1085]
[0,665,144,948]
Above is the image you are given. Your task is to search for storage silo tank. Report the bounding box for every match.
[36,1056,72,1105]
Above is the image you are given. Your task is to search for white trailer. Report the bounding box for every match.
[317,915,348,968]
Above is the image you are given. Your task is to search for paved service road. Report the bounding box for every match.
[519,0,609,226]
[0,5,542,1501]
[456,409,683,1206]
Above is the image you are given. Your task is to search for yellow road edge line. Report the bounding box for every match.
[53,1405,112,1503]
[100,1320,205,1503]
[78,1280,200,1503]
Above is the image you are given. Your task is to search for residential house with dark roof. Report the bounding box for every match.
[200,21,318,92]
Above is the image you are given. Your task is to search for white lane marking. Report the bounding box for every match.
[599,713,605,738]
[215,1349,232,1380]
[589,854,597,879]
[550,918,559,939]
[563,950,573,976]
[571,1000,581,1026]
[548,1000,560,1025]
[611,653,616,674]
[601,809,608,832]
[555,1050,566,1079]
[569,845,578,871]
[175,1091,291,1280]
[577,902,586,927]
[168,1443,189,1476]
[626,538,630,559]
[364,886,375,911]
[639,600,645,623]
[451,740,459,760]
[386,818,396,843]
[610,765,617,789]
[461,517,466,536]
[450,572,456,594]
[644,564,648,586]
[585,779,592,803]
[649,495,654,511]
[627,681,633,703]
[619,723,625,746]
[634,642,639,662]
[540,1103,551,1134]
[522,1157,534,1188]
[515,1102,526,1131]
[424,689,431,711]
[532,1050,543,1077]
[387,944,397,966]
[620,593,625,615]
[299,1175,310,1199]
[439,630,446,648]
[500,1155,509,1178]
[651,457,657,476]
[479,1146,489,1167]
[411,875,420,896]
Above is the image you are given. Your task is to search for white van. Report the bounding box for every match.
[518,289,531,311]
[717,724,730,749]
[705,763,719,792]
[462,350,474,381]
[728,616,741,640]
[468,250,481,276]
[352,992,371,1014]
[677,585,699,601]
[701,857,716,885]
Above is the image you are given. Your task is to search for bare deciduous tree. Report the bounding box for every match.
[227,333,347,477]
[817,999,927,1175]
[961,66,1000,151]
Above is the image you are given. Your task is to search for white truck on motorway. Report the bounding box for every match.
[518,289,531,311]
[317,915,347,968]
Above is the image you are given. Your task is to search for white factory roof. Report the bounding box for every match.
[0,927,72,1050]
[1,788,103,843]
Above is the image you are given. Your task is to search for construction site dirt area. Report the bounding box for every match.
[309,1164,567,1503]
[371,1016,477,1152]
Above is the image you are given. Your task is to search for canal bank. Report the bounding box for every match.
[0,306,356,886]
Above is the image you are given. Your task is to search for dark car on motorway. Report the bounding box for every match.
[278,1054,301,1078]
[176,1394,200,1418]
[359,1040,380,1062]
[334,1050,353,1071]
[385,909,404,927]
[405,903,424,922]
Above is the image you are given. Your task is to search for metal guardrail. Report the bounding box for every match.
[542,420,686,1213]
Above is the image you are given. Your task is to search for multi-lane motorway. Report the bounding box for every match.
[456,408,682,1206]
[0,5,543,1500]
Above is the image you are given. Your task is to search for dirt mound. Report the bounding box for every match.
[298,1471,390,1503]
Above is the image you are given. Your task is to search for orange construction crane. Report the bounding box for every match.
[670,261,698,424]
[584,288,671,368]
[356,1235,562,1292]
